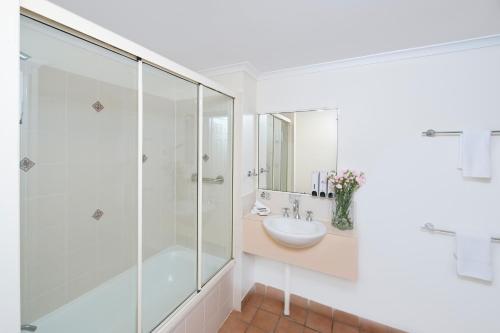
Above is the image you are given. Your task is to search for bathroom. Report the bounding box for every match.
[1,1,500,332]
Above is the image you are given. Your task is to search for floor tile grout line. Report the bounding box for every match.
[242,297,334,333]
[228,293,367,333]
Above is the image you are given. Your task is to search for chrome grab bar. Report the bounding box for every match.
[191,174,224,184]
[422,129,500,137]
[21,324,37,332]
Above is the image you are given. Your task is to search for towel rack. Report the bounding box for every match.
[422,129,500,137]
[421,223,500,243]
[191,174,224,184]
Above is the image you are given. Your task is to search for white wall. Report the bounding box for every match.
[0,0,20,332]
[255,44,500,333]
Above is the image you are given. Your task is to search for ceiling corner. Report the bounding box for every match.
[198,61,260,80]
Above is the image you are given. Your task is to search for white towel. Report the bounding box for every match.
[251,200,271,216]
[458,129,491,178]
[456,232,492,282]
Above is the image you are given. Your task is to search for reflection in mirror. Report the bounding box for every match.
[258,109,337,194]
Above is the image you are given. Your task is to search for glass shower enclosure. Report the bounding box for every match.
[20,13,233,333]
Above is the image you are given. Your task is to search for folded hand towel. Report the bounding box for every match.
[458,129,491,178]
[456,232,492,282]
[251,200,271,216]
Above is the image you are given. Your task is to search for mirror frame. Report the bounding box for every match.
[256,108,339,195]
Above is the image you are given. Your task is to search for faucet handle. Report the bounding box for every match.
[306,210,313,221]
[282,207,290,217]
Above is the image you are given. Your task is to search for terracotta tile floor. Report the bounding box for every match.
[219,291,406,333]
[219,295,363,333]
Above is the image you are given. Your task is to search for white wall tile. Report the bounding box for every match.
[185,300,205,333]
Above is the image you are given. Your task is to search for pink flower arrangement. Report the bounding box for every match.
[329,169,365,192]
[328,169,365,230]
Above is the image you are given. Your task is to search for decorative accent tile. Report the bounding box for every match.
[92,209,104,221]
[92,101,104,112]
[20,157,35,172]
[142,154,148,163]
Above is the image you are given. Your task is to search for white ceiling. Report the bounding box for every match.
[48,0,500,73]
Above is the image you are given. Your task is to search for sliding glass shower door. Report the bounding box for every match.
[201,87,233,285]
[20,16,138,333]
[20,13,234,333]
[142,64,198,332]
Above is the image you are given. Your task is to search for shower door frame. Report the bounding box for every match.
[18,0,236,332]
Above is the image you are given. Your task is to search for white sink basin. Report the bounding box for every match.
[262,216,327,248]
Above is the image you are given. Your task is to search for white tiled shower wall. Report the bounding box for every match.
[143,93,198,256]
[20,65,138,323]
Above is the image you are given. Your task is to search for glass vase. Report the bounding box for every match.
[332,197,354,230]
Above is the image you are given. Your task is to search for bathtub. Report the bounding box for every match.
[29,246,226,333]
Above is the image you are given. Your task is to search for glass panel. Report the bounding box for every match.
[258,114,273,190]
[142,64,198,331]
[20,16,138,333]
[201,87,233,285]
[265,115,293,192]
[280,121,291,191]
[272,118,283,190]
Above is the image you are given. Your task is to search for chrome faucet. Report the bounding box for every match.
[292,199,301,220]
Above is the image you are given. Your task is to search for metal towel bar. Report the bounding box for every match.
[191,174,224,184]
[422,129,500,137]
[421,223,500,243]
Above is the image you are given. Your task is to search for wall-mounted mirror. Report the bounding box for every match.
[257,109,338,195]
